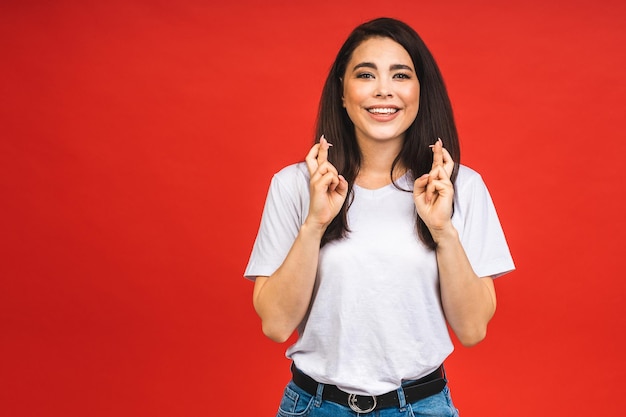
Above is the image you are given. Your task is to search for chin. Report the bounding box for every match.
[369,131,405,142]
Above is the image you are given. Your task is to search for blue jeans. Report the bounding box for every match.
[276,380,460,417]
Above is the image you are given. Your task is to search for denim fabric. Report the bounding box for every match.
[276,380,459,417]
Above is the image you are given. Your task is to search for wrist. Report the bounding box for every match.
[300,220,328,240]
[430,223,458,247]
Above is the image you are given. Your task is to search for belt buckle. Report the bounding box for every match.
[348,393,377,413]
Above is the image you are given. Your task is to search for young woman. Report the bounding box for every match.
[245,17,514,417]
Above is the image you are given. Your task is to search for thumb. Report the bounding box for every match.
[336,175,349,197]
[413,174,429,194]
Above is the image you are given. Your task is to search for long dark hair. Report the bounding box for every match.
[315,17,460,249]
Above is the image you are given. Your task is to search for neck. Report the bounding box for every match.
[355,137,406,189]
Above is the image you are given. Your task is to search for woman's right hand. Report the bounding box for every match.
[304,135,349,230]
[254,135,346,342]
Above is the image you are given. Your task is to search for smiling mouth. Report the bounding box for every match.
[367,108,399,115]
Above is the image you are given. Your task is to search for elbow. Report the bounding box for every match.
[261,320,294,344]
[456,326,488,347]
[454,303,496,347]
[254,302,296,343]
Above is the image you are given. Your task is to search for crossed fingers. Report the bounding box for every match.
[305,135,342,192]
[422,138,454,204]
[306,135,338,177]
[430,138,454,178]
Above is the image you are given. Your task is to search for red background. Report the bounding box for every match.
[1,0,625,415]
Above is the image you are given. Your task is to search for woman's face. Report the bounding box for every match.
[342,37,420,147]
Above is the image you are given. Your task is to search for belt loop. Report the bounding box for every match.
[314,381,324,407]
[396,386,407,410]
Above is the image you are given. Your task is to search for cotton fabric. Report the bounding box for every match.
[245,162,514,395]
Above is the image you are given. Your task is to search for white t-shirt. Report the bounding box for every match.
[245,162,515,395]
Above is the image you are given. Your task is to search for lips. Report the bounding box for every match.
[367,107,399,114]
[365,106,401,122]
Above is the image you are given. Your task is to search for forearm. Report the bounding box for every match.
[253,222,325,343]
[434,226,496,346]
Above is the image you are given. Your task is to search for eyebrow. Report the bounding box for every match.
[352,62,414,72]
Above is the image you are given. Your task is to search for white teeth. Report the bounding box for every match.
[368,108,398,114]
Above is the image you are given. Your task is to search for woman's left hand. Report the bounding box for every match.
[413,139,455,239]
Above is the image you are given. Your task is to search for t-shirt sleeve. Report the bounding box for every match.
[244,164,309,281]
[454,167,515,278]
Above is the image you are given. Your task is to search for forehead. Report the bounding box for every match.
[348,36,413,67]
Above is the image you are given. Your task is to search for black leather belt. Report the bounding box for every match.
[291,363,447,413]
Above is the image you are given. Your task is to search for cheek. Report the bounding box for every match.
[343,82,370,106]
[406,86,420,113]
[343,93,361,114]
[403,87,420,122]
[406,84,420,103]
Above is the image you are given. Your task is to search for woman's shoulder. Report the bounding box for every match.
[273,161,310,184]
[454,164,495,202]
[456,164,485,188]
[268,162,311,197]
[275,161,309,178]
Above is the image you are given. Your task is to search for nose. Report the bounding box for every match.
[374,78,393,98]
